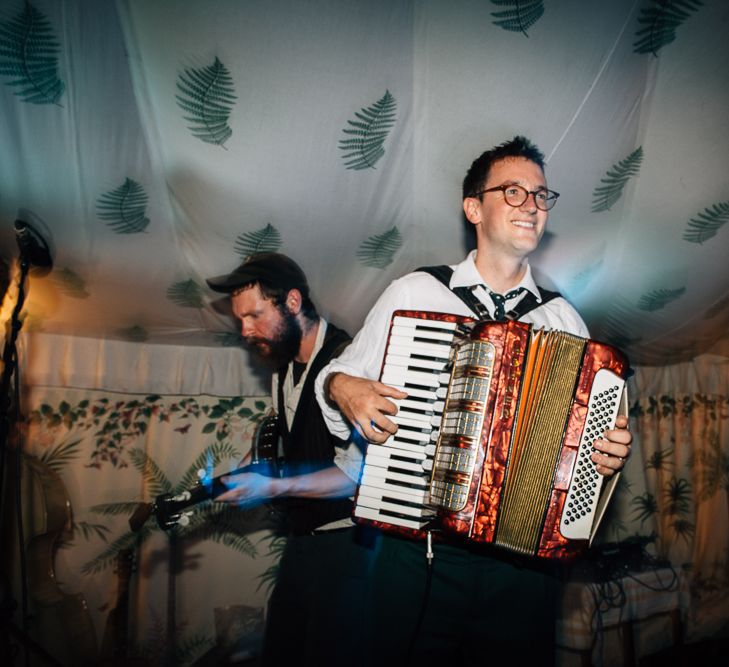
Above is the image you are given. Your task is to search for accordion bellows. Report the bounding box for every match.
[353,311,629,560]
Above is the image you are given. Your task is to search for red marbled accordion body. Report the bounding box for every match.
[352,311,629,560]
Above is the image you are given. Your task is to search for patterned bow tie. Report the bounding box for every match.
[490,287,526,320]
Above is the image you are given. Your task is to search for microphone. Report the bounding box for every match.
[14,219,53,272]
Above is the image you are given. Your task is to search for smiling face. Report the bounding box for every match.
[463,156,549,261]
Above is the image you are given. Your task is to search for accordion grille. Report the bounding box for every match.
[495,331,586,555]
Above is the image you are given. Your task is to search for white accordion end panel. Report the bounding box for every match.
[560,369,628,541]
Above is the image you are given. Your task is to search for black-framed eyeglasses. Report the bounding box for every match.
[475,184,560,211]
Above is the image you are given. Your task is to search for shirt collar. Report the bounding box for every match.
[450,250,541,301]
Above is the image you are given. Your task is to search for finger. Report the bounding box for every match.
[591,445,628,476]
[216,488,241,503]
[593,461,618,477]
[374,396,401,417]
[369,413,398,436]
[614,414,629,429]
[357,419,392,444]
[603,427,632,446]
[593,437,631,461]
[591,453,620,476]
[373,381,408,400]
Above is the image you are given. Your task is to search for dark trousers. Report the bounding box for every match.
[364,534,560,666]
[261,526,375,667]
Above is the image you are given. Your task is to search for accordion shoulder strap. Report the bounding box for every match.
[416,264,561,321]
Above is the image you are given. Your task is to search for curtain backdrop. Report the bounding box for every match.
[0,0,727,363]
[627,357,729,642]
[6,386,277,665]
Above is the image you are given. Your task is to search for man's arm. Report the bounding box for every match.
[216,465,356,506]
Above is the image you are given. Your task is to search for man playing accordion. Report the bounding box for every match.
[316,136,632,666]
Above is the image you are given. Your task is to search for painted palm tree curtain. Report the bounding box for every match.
[0,0,727,663]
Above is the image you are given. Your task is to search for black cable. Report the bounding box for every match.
[405,530,435,665]
[624,561,679,593]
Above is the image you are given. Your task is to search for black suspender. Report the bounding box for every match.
[416,265,560,321]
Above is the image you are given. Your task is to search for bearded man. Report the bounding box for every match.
[207,252,369,666]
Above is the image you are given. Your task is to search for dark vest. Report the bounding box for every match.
[276,322,353,534]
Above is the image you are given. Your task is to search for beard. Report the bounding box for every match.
[245,306,302,369]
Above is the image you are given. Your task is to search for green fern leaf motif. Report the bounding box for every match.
[682,201,729,244]
[118,325,148,342]
[0,2,65,105]
[175,56,236,146]
[175,442,240,494]
[357,226,402,269]
[129,447,173,498]
[97,178,150,233]
[637,287,686,312]
[704,294,729,320]
[339,90,397,170]
[490,0,544,37]
[633,0,704,56]
[51,268,90,299]
[215,332,245,347]
[235,223,282,258]
[39,438,84,472]
[567,258,604,295]
[256,534,287,595]
[167,279,204,308]
[591,147,644,212]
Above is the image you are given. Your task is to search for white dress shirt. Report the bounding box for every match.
[314,250,589,441]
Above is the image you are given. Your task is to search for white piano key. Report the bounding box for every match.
[381,368,443,389]
[362,466,429,488]
[391,317,459,333]
[385,352,450,371]
[392,315,458,336]
[357,484,431,507]
[381,435,432,452]
[354,505,431,531]
[382,367,442,385]
[385,385,442,401]
[357,477,429,502]
[366,453,428,474]
[386,336,453,359]
[366,444,428,462]
[391,413,434,430]
[356,495,430,519]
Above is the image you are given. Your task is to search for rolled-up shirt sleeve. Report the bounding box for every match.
[314,280,407,438]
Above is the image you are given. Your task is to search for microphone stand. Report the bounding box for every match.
[0,254,49,666]
[0,253,31,454]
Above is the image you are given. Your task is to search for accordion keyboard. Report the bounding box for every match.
[353,314,466,531]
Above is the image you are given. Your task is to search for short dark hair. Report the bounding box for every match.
[256,281,318,322]
[462,136,546,199]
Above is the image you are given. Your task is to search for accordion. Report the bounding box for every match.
[353,310,629,560]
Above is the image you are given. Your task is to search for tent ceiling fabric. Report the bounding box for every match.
[0,0,727,369]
